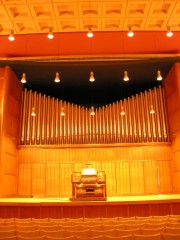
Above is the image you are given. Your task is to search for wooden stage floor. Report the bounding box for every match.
[0,194,180,218]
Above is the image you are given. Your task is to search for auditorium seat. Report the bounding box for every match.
[145,223,167,229]
[166,222,180,228]
[90,229,116,237]
[16,230,41,237]
[116,228,141,236]
[133,233,162,240]
[32,218,49,223]
[38,225,59,231]
[104,235,133,240]
[0,225,16,231]
[0,237,17,240]
[16,225,38,231]
[66,218,84,222]
[140,227,165,235]
[101,217,119,222]
[46,237,75,240]
[152,215,169,220]
[149,219,168,224]
[124,224,145,230]
[135,216,152,220]
[84,218,101,222]
[40,230,65,238]
[49,218,67,223]
[75,236,104,240]
[15,221,35,226]
[0,230,16,237]
[165,227,180,234]
[102,224,123,230]
[15,218,32,223]
[162,233,180,240]
[17,237,45,240]
[80,221,101,226]
[80,225,103,231]
[60,225,82,231]
[34,222,55,226]
[65,230,90,238]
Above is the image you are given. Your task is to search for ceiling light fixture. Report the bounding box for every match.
[8,30,15,41]
[123,71,129,81]
[127,25,134,37]
[60,106,65,117]
[54,72,60,83]
[120,106,125,116]
[157,70,163,81]
[166,26,173,37]
[87,28,93,38]
[47,28,54,39]
[89,71,95,82]
[150,104,155,114]
[90,106,95,116]
[31,107,36,117]
[21,73,27,83]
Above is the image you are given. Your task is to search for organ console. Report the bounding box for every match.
[70,165,106,201]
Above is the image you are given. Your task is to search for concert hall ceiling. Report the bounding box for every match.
[0,0,179,106]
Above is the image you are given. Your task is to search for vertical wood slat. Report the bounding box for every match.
[20,87,169,145]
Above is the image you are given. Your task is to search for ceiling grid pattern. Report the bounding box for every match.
[0,0,179,35]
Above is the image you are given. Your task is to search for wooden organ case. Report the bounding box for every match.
[70,168,106,201]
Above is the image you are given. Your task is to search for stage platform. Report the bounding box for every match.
[0,194,180,219]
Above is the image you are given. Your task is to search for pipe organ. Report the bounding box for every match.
[20,86,169,145]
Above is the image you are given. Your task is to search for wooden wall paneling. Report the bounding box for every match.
[84,205,107,218]
[18,163,32,196]
[46,163,60,196]
[106,162,116,196]
[32,163,46,197]
[150,203,172,216]
[130,161,144,194]
[143,160,159,194]
[59,163,73,197]
[116,161,130,195]
[158,160,172,193]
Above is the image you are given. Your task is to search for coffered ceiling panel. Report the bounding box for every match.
[0,0,179,35]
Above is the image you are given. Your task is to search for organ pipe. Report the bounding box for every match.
[20,86,169,145]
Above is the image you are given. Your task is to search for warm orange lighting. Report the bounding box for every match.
[166,26,173,37]
[8,30,15,41]
[47,28,54,39]
[150,104,155,114]
[157,70,163,81]
[31,107,36,117]
[87,28,93,38]
[90,106,95,116]
[120,106,125,115]
[60,107,65,116]
[89,71,95,82]
[54,72,60,83]
[127,25,134,37]
[21,73,27,83]
[123,71,129,81]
